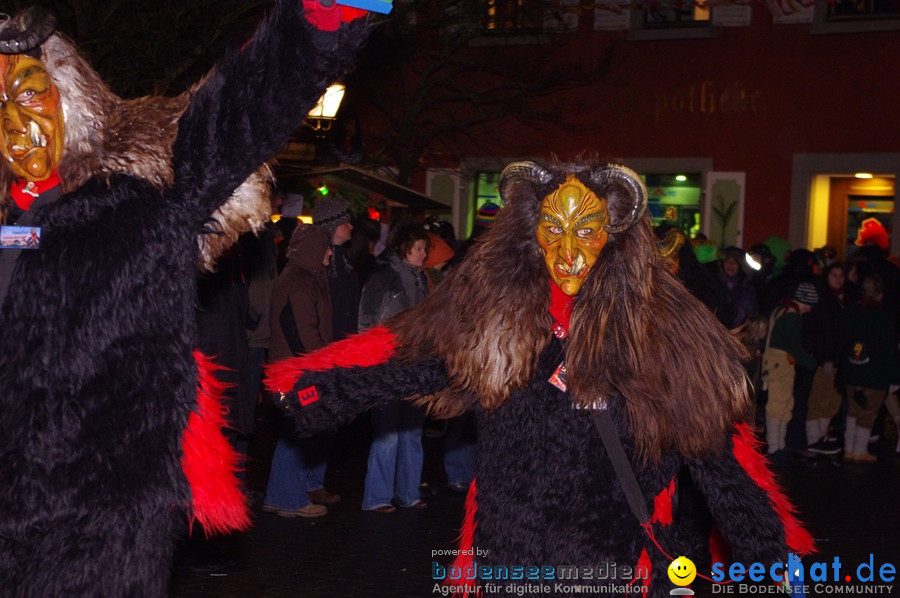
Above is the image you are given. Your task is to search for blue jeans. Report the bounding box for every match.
[264,428,334,510]
[362,402,425,510]
[443,412,476,486]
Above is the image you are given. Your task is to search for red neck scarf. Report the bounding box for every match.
[549,279,573,336]
[10,171,61,210]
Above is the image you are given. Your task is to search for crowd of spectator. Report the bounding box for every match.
[197,201,900,534]
[666,220,900,467]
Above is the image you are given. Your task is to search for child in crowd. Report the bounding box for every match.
[761,282,819,464]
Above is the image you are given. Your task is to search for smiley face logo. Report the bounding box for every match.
[667,556,697,587]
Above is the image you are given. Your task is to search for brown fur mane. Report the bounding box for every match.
[392,157,751,463]
[566,213,752,462]
[391,173,553,416]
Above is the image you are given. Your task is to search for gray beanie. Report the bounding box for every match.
[312,197,351,237]
[793,281,819,305]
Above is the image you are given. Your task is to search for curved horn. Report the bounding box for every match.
[658,227,686,259]
[498,161,554,206]
[588,164,648,234]
[0,6,57,55]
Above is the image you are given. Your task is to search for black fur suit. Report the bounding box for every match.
[267,158,814,597]
[268,333,814,598]
[0,4,367,596]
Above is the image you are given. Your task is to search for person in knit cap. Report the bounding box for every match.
[303,195,357,506]
[312,195,353,242]
[852,217,900,328]
[761,281,819,465]
[855,217,889,251]
[313,196,356,338]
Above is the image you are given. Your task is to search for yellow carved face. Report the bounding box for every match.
[0,54,65,181]
[535,175,609,296]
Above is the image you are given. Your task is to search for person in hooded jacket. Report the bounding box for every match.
[263,224,336,517]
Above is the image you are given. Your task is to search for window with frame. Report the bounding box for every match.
[811,0,900,32]
[482,0,545,32]
[643,0,710,26]
[629,0,717,39]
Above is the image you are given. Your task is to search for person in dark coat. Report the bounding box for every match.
[313,196,360,341]
[0,3,371,595]
[716,246,758,329]
[264,224,338,517]
[838,274,900,463]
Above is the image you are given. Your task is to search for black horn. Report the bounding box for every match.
[0,6,57,56]
[588,164,647,234]
[498,161,554,206]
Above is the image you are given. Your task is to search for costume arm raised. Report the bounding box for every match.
[265,326,451,435]
[687,423,815,566]
[171,0,370,223]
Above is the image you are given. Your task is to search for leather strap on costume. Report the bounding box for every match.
[591,408,730,586]
[591,409,649,524]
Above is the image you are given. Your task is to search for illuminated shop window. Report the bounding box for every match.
[644,173,703,239]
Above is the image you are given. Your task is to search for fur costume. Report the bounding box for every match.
[0,2,369,595]
[267,158,815,597]
[0,18,270,273]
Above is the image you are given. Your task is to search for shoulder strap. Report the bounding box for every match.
[764,305,784,353]
[591,409,649,524]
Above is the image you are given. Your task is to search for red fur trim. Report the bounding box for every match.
[180,351,251,535]
[447,479,479,597]
[650,477,675,526]
[628,548,651,597]
[732,423,816,555]
[709,524,731,566]
[265,326,397,393]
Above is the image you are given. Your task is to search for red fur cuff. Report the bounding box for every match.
[265,325,398,395]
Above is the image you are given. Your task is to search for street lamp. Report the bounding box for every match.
[306,83,345,131]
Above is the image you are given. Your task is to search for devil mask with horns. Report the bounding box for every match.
[266,157,814,597]
[0,2,372,595]
[0,5,273,281]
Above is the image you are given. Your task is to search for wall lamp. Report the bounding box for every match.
[306,83,346,131]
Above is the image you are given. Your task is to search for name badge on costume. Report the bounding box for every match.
[0,225,41,249]
[297,385,320,406]
[549,361,568,392]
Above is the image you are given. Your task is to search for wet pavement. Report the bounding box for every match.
[169,407,900,597]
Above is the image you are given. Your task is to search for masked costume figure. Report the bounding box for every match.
[0,2,370,595]
[267,159,815,597]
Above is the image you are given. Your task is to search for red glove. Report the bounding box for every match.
[302,0,368,32]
